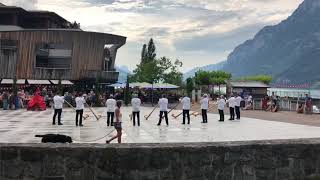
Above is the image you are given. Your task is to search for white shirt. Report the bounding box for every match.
[106,98,116,112]
[218,98,226,110]
[131,98,141,112]
[75,97,86,110]
[200,97,209,110]
[235,96,242,107]
[158,98,168,111]
[181,97,191,110]
[53,95,64,109]
[227,97,236,108]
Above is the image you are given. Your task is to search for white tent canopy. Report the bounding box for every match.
[0,79,25,84]
[109,82,179,89]
[50,80,74,85]
[27,79,51,85]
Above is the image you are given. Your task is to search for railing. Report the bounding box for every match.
[252,98,319,111]
[82,70,119,81]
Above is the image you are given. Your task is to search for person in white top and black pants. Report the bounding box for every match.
[131,94,141,126]
[200,94,209,123]
[181,95,191,124]
[52,92,65,125]
[227,94,236,120]
[218,95,226,122]
[235,93,242,120]
[106,95,116,126]
[75,92,86,126]
[157,95,169,126]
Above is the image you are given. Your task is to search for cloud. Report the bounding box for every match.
[0,0,38,9]
[0,0,304,71]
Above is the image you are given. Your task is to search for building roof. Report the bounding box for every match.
[230,81,270,88]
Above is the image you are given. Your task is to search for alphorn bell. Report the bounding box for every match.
[64,100,90,120]
[172,104,194,119]
[85,103,102,121]
[144,105,158,120]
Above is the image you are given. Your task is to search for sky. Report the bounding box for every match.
[2,0,304,72]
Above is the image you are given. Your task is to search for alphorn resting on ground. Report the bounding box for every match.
[85,103,102,121]
[64,100,90,120]
[190,102,217,117]
[144,105,159,120]
[171,104,195,119]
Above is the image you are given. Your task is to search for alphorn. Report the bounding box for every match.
[85,103,102,121]
[171,104,194,119]
[144,105,158,120]
[191,102,217,117]
[64,100,90,120]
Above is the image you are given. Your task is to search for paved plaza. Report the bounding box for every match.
[1,106,320,144]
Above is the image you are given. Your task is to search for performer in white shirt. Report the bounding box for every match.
[181,95,191,124]
[52,92,65,125]
[131,94,141,126]
[75,92,86,126]
[227,94,236,120]
[235,93,243,120]
[200,94,209,123]
[106,95,116,126]
[157,95,169,126]
[218,95,226,122]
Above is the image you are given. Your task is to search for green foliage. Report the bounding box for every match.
[131,39,183,86]
[186,78,194,97]
[141,44,147,63]
[124,75,130,106]
[194,70,232,86]
[146,38,156,62]
[234,75,272,84]
[94,76,103,107]
[57,79,62,94]
[12,77,18,96]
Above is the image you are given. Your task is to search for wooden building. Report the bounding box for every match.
[0,3,126,85]
[228,81,270,98]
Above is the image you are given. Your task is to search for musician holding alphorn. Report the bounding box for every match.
[181,95,191,125]
[131,94,141,126]
[106,95,116,126]
[157,94,169,126]
[75,92,86,127]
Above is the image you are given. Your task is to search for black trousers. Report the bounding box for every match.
[158,111,169,125]
[132,111,140,126]
[182,110,190,124]
[107,112,114,126]
[76,109,83,126]
[201,109,207,123]
[235,106,240,119]
[53,109,62,124]
[229,107,235,120]
[219,110,224,121]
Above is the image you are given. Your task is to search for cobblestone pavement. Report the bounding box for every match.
[1,106,320,143]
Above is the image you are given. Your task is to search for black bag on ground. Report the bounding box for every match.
[35,134,72,143]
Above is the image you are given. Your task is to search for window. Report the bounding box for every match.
[104,48,112,71]
[35,43,72,69]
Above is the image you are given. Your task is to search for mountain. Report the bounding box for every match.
[222,0,320,84]
[183,61,226,79]
[116,65,131,83]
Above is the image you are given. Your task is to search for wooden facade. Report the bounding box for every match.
[0,30,126,82]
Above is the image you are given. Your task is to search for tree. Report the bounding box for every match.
[141,44,147,64]
[194,70,232,94]
[235,75,272,84]
[186,78,194,97]
[124,75,130,106]
[57,79,63,94]
[146,38,156,63]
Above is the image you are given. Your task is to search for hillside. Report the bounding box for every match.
[222,0,320,84]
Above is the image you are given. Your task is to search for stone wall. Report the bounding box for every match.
[1,139,320,180]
